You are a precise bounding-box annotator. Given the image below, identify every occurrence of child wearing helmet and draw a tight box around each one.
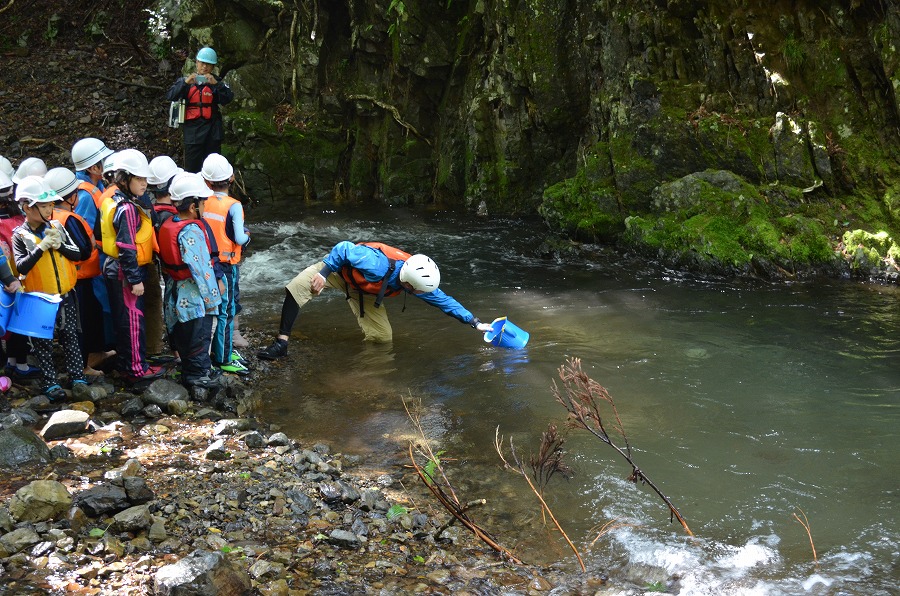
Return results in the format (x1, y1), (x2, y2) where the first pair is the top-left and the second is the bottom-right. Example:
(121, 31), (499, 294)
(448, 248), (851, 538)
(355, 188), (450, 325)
(45, 167), (114, 378)
(0, 168), (41, 379)
(159, 174), (223, 389)
(11, 176), (89, 402)
(257, 241), (493, 359)
(200, 153), (250, 376)
(99, 149), (164, 383)
(165, 46), (234, 173)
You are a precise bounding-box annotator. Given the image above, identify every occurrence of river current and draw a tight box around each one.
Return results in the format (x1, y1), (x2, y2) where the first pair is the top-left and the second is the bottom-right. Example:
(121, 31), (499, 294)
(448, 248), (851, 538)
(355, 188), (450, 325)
(238, 204), (898, 595)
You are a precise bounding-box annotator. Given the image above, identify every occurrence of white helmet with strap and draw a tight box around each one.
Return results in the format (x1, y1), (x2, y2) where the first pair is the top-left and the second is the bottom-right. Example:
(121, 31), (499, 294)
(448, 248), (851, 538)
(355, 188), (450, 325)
(71, 138), (114, 171)
(399, 254), (441, 292)
(15, 175), (56, 207)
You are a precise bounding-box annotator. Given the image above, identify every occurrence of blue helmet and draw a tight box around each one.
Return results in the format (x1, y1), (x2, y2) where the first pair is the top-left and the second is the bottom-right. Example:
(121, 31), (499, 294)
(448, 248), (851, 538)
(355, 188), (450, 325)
(196, 47), (218, 65)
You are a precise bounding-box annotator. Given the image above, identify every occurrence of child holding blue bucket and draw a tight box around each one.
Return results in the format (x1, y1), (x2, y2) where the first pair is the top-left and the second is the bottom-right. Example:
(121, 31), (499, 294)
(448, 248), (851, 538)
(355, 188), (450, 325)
(11, 176), (88, 402)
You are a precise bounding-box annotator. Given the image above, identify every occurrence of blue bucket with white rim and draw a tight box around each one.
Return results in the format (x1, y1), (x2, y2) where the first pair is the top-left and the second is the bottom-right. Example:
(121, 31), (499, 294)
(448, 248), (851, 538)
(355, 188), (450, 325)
(7, 291), (62, 339)
(483, 317), (530, 349)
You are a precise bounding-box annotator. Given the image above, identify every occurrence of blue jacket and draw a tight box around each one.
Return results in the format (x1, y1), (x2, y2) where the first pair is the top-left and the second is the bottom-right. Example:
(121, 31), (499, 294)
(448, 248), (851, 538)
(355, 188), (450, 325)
(318, 241), (475, 324)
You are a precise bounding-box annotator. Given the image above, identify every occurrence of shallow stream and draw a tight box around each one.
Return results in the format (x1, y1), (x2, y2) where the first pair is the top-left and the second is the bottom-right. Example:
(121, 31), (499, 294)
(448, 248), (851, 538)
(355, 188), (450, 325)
(240, 204), (898, 595)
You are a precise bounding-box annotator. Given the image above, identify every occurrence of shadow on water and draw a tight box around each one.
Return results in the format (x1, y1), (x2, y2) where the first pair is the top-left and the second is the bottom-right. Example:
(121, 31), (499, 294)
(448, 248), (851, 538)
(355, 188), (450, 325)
(241, 203), (900, 594)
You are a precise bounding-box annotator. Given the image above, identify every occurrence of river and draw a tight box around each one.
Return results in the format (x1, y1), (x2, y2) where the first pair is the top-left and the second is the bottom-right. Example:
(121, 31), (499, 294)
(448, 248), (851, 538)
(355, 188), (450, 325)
(238, 204), (898, 595)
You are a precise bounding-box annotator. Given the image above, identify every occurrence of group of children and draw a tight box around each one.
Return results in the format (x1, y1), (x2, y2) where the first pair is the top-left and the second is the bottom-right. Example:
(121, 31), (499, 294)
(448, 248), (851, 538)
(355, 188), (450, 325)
(0, 140), (251, 400)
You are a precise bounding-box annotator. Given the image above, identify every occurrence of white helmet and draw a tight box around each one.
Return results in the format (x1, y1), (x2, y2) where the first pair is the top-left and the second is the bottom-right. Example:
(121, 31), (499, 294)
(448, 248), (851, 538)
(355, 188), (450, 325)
(169, 173), (214, 203)
(114, 149), (152, 178)
(44, 167), (79, 199)
(102, 152), (120, 175)
(399, 254), (441, 293)
(148, 155), (184, 188)
(200, 153), (233, 182)
(72, 137), (114, 171)
(0, 170), (12, 191)
(0, 156), (14, 178)
(12, 157), (48, 184)
(15, 175), (56, 206)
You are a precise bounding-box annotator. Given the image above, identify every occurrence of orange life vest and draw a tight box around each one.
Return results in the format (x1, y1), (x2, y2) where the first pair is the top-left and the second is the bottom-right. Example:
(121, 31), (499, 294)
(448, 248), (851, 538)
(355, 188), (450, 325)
(201, 194), (242, 265)
(78, 181), (103, 211)
(340, 242), (411, 313)
(185, 84), (214, 120)
(14, 223), (77, 295)
(157, 218), (212, 281)
(53, 209), (100, 279)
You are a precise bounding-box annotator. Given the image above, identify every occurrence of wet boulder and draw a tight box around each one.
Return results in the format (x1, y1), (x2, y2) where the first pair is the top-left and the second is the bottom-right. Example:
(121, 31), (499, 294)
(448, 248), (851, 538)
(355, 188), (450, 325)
(0, 426), (52, 468)
(39, 409), (90, 440)
(73, 485), (130, 517)
(153, 549), (251, 595)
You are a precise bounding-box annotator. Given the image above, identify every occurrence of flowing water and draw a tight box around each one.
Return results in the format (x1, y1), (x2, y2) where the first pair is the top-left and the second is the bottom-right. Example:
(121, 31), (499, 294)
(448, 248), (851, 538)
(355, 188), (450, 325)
(239, 204), (899, 595)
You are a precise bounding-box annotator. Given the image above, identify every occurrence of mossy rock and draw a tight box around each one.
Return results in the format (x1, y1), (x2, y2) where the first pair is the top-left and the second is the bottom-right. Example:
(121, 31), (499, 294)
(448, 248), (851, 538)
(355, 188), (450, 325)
(623, 171), (840, 276)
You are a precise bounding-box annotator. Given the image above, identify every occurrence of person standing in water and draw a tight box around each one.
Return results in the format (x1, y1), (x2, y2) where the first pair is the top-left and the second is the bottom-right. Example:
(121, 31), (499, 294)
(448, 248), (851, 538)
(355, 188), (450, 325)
(257, 241), (493, 360)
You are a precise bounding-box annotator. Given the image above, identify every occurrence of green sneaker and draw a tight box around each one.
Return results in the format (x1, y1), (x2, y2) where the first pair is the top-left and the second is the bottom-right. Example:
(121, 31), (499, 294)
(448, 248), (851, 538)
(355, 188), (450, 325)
(217, 360), (250, 376)
(230, 350), (248, 366)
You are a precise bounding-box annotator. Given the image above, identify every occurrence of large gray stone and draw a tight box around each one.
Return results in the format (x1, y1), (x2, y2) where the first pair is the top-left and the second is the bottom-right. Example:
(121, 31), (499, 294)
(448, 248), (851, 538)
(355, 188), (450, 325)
(153, 549), (251, 595)
(142, 379), (189, 407)
(8, 480), (72, 522)
(114, 504), (152, 532)
(0, 426), (52, 468)
(39, 409), (90, 440)
(0, 527), (40, 554)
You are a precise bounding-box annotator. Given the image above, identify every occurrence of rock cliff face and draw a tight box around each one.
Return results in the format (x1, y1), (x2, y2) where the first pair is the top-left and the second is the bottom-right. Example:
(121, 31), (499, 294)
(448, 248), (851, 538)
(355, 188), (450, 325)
(163, 0), (900, 277)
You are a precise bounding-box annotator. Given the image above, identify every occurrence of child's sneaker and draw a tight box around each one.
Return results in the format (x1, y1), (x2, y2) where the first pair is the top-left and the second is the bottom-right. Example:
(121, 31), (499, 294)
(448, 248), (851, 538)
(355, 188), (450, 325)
(215, 359), (250, 376)
(124, 365), (165, 384)
(230, 350), (248, 366)
(10, 364), (42, 379)
(257, 339), (288, 360)
(42, 384), (67, 402)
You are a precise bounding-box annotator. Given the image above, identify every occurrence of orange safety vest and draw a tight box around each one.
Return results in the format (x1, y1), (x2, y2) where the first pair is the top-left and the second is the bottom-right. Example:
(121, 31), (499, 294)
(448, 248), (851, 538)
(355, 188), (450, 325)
(157, 218), (213, 281)
(78, 181), (103, 211)
(14, 223), (77, 295)
(340, 242), (411, 315)
(53, 209), (100, 279)
(185, 84), (214, 120)
(201, 194), (242, 265)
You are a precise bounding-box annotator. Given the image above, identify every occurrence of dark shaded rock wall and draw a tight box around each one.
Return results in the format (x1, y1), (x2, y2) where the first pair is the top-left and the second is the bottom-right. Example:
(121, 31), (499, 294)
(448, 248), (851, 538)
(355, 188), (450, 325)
(163, 0), (900, 222)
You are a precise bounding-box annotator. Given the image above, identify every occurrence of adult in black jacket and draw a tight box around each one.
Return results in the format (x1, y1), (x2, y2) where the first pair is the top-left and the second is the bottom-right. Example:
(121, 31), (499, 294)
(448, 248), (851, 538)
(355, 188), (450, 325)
(165, 47), (234, 173)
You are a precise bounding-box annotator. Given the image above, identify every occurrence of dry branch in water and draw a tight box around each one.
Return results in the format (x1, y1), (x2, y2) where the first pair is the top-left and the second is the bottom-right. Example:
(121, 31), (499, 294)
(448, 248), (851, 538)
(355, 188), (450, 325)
(553, 357), (694, 536)
(495, 426), (585, 572)
(402, 395), (522, 564)
(792, 508), (817, 564)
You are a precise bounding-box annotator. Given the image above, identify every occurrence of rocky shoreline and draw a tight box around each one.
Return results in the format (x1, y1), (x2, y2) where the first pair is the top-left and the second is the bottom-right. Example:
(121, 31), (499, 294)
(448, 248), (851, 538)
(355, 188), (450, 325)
(1, 328), (591, 595)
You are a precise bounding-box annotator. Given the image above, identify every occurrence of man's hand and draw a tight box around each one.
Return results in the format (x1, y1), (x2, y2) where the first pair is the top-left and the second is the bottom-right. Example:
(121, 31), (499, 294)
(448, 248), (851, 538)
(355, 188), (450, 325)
(310, 273), (326, 295)
(185, 73), (197, 84)
(4, 279), (21, 293)
(204, 73), (218, 85)
(475, 322), (493, 333)
(131, 282), (145, 297)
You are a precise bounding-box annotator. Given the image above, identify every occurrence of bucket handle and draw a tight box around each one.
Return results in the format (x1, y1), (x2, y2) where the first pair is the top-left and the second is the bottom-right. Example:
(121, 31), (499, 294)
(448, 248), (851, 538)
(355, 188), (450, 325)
(0, 291), (16, 309)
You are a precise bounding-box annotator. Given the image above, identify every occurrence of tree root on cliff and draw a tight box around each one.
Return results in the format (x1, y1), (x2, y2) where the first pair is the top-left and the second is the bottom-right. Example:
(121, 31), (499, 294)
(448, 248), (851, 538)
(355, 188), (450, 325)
(346, 94), (432, 146)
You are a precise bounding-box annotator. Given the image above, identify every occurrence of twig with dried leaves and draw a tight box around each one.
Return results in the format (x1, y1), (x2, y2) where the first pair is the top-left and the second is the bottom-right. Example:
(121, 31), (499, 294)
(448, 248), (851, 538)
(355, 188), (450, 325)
(495, 425), (585, 572)
(553, 357), (694, 536)
(402, 395), (522, 564)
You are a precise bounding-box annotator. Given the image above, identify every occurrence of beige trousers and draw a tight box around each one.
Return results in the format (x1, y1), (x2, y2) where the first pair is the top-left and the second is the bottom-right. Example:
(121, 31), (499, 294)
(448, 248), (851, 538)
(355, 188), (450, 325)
(285, 261), (393, 343)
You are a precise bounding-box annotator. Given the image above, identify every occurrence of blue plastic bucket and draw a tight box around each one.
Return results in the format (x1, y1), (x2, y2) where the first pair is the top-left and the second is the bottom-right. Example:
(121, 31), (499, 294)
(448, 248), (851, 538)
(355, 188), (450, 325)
(7, 292), (61, 339)
(0, 290), (15, 336)
(484, 317), (530, 349)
